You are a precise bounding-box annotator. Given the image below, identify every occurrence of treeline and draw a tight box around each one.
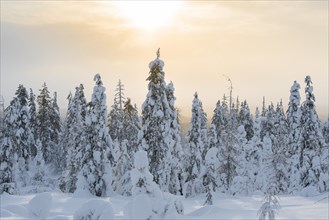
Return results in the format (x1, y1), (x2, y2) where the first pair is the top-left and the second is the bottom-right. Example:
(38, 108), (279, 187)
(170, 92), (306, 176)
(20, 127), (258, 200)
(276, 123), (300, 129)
(0, 51), (328, 203)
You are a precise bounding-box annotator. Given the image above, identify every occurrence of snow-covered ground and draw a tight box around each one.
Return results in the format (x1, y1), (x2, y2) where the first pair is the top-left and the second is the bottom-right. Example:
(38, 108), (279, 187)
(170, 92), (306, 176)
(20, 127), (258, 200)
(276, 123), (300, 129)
(1, 191), (328, 219)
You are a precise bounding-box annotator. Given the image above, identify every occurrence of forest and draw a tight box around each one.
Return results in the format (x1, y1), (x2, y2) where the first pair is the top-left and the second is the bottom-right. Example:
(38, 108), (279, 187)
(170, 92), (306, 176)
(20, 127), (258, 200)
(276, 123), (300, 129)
(0, 52), (328, 219)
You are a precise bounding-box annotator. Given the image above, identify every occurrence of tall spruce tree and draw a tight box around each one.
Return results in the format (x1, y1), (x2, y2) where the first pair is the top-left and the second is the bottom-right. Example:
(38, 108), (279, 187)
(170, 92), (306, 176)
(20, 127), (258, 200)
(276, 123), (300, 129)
(184, 92), (207, 197)
(122, 98), (140, 159)
(286, 81), (302, 191)
(0, 99), (19, 194)
(80, 74), (113, 197)
(49, 92), (62, 172)
(166, 81), (184, 195)
(139, 49), (173, 192)
(299, 76), (327, 191)
(238, 100), (254, 141)
(37, 83), (53, 164)
(28, 89), (38, 157)
(60, 84), (87, 193)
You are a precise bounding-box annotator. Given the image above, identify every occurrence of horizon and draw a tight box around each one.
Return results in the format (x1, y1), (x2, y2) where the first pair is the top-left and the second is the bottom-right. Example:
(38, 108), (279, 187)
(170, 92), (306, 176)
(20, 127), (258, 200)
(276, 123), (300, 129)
(1, 1), (328, 121)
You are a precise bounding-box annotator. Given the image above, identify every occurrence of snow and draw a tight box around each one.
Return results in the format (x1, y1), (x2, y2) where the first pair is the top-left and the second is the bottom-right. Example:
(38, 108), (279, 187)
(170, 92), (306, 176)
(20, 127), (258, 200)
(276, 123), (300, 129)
(73, 199), (114, 220)
(0, 191), (328, 220)
(28, 192), (52, 218)
(133, 150), (149, 170)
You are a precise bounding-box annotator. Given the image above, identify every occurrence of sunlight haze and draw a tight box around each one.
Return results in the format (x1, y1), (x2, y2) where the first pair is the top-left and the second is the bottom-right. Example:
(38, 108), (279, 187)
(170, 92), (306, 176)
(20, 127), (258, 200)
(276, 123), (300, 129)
(1, 1), (328, 121)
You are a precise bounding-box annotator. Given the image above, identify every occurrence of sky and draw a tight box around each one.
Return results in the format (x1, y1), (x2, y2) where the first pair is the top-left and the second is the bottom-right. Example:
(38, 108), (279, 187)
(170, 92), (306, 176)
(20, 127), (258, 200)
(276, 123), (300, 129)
(1, 1), (328, 121)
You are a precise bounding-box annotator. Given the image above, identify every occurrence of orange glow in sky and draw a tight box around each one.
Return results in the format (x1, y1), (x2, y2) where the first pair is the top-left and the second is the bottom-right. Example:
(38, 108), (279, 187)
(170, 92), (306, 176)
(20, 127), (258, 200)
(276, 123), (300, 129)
(0, 1), (328, 121)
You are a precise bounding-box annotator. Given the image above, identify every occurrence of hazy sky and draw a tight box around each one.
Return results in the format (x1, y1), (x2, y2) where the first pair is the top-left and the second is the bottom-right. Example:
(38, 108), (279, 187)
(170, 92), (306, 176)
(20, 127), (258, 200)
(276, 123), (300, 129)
(1, 1), (328, 120)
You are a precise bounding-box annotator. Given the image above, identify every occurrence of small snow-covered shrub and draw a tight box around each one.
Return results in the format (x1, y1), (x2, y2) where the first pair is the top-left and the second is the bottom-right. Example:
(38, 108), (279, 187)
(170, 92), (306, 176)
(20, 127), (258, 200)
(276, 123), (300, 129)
(73, 199), (114, 220)
(28, 192), (52, 219)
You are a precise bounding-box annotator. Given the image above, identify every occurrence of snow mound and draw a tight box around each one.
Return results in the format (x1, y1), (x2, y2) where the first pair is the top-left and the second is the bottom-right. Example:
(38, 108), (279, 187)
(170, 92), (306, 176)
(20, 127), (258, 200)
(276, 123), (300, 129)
(131, 194), (152, 219)
(73, 199), (114, 220)
(0, 209), (14, 218)
(28, 192), (52, 219)
(3, 204), (29, 217)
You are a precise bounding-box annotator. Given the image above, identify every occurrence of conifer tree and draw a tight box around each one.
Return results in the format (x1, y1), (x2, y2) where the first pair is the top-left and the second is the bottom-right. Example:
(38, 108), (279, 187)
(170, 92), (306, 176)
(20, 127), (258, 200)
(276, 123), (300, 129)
(286, 81), (302, 191)
(108, 80), (125, 143)
(122, 98), (140, 159)
(14, 85), (35, 172)
(218, 101), (239, 192)
(81, 74), (113, 197)
(211, 98), (229, 146)
(166, 81), (183, 195)
(0, 99), (19, 194)
(49, 92), (62, 172)
(238, 100), (254, 141)
(60, 85), (87, 193)
(184, 92), (207, 197)
(299, 76), (327, 191)
(37, 83), (53, 164)
(139, 49), (173, 192)
(203, 147), (219, 205)
(28, 89), (38, 157)
(3, 85), (35, 188)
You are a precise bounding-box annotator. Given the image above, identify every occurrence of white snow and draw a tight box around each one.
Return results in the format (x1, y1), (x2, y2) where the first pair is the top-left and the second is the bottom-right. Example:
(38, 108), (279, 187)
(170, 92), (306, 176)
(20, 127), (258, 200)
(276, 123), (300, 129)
(0, 191), (328, 220)
(28, 192), (53, 219)
(73, 199), (114, 220)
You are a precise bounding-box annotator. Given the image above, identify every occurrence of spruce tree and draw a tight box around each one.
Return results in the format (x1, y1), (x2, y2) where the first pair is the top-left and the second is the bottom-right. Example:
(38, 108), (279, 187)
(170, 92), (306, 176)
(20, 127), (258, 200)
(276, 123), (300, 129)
(81, 74), (113, 197)
(122, 98), (140, 159)
(166, 81), (183, 195)
(49, 92), (62, 172)
(37, 83), (53, 164)
(61, 85), (87, 193)
(299, 76), (327, 191)
(139, 49), (173, 192)
(218, 101), (239, 192)
(29, 89), (38, 157)
(0, 99), (19, 194)
(286, 81), (302, 192)
(184, 92), (207, 197)
(238, 100), (254, 141)
(203, 147), (219, 205)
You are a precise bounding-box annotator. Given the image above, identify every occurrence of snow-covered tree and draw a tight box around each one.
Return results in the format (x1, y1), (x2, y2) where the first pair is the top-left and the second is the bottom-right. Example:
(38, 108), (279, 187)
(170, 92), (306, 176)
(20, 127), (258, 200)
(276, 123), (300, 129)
(211, 99), (229, 147)
(0, 100), (19, 194)
(28, 89), (38, 157)
(139, 49), (173, 192)
(32, 140), (46, 185)
(112, 140), (133, 196)
(271, 101), (289, 193)
(108, 80), (125, 143)
(286, 81), (302, 192)
(184, 92), (207, 197)
(37, 83), (53, 164)
(1, 85), (35, 189)
(203, 147), (219, 205)
(258, 134), (280, 220)
(166, 81), (183, 195)
(80, 74), (113, 197)
(231, 126), (254, 195)
(122, 98), (140, 159)
(299, 76), (327, 191)
(322, 118), (329, 144)
(287, 81), (301, 155)
(218, 102), (239, 192)
(129, 150), (166, 219)
(238, 100), (254, 141)
(49, 92), (62, 172)
(60, 85), (87, 193)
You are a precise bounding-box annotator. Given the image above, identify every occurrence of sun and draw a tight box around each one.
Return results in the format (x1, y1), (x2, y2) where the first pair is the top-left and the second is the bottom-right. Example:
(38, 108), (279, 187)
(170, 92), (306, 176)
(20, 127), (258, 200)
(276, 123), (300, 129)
(114, 1), (183, 30)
